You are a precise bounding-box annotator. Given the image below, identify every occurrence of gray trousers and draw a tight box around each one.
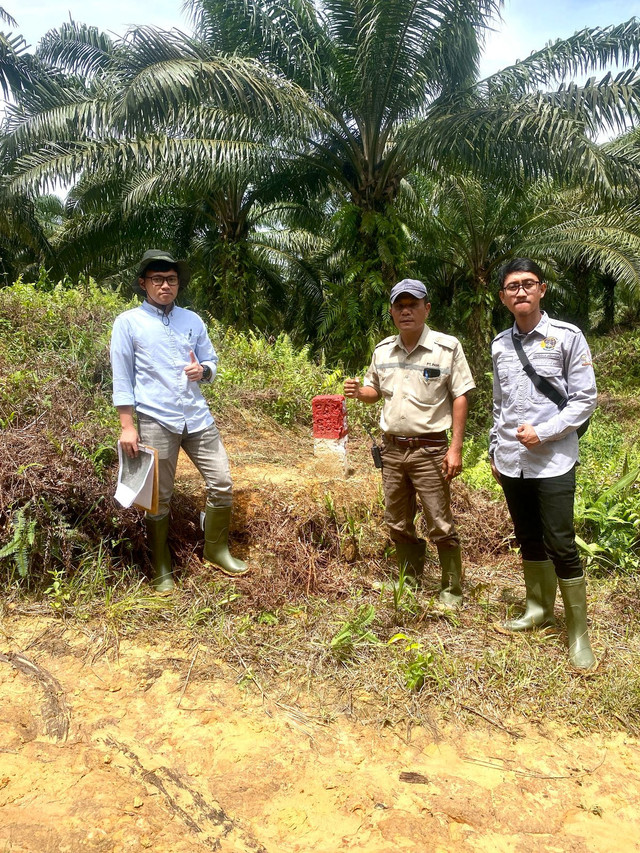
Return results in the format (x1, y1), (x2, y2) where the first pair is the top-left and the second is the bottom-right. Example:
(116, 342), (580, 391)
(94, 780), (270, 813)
(138, 415), (233, 520)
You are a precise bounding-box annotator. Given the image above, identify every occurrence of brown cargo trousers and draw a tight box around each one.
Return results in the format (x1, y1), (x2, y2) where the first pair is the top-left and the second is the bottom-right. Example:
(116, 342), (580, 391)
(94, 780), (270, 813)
(380, 437), (459, 548)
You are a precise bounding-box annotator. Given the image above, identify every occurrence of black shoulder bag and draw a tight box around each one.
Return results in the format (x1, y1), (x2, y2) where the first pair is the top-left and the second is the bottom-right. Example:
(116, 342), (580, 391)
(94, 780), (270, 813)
(511, 331), (590, 438)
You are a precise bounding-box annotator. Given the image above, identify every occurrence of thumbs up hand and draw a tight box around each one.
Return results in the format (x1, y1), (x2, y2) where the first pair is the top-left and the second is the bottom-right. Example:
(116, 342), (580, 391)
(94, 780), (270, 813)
(184, 349), (203, 382)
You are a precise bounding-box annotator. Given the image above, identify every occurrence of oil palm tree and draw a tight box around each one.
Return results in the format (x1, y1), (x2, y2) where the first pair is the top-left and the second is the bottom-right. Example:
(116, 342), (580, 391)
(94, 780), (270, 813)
(0, 6), (31, 99)
(5, 4), (640, 366)
(406, 172), (640, 346)
(1, 21), (324, 309)
(188, 1), (640, 363)
(2, 20), (320, 194)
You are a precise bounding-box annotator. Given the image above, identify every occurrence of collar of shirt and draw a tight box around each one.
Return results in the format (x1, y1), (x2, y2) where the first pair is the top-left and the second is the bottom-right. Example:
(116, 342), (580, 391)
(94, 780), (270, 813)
(512, 310), (549, 341)
(141, 299), (174, 320)
(391, 324), (431, 354)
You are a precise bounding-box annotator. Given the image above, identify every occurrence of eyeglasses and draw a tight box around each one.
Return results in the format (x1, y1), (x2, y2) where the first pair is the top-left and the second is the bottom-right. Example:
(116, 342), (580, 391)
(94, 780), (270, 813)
(502, 279), (541, 295)
(145, 274), (179, 287)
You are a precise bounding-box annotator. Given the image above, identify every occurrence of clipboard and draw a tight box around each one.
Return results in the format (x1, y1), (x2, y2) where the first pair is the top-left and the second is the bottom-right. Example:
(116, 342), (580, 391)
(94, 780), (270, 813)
(114, 443), (159, 514)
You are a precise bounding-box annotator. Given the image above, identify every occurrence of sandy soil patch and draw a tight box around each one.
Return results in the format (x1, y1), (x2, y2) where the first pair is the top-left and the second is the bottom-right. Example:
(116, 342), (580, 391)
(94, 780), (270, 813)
(1, 615), (639, 853)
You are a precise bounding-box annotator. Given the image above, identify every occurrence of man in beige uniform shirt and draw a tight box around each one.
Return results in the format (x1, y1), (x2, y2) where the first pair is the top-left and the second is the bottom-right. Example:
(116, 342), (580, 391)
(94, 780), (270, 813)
(344, 279), (475, 606)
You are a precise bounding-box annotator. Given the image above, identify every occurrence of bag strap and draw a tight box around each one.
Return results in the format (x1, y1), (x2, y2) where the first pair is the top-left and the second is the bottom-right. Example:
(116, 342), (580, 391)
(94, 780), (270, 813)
(511, 330), (567, 410)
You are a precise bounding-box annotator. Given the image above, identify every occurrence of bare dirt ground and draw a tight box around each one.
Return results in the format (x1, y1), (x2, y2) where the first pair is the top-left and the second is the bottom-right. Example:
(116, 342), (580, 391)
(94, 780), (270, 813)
(2, 616), (640, 853)
(2, 433), (640, 852)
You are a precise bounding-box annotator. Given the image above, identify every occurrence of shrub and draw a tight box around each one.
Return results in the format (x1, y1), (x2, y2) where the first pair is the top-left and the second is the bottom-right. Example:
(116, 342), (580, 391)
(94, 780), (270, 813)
(206, 322), (343, 426)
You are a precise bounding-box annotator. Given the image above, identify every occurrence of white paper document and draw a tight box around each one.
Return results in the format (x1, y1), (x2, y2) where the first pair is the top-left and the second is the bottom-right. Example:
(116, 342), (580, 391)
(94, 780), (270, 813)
(114, 443), (157, 511)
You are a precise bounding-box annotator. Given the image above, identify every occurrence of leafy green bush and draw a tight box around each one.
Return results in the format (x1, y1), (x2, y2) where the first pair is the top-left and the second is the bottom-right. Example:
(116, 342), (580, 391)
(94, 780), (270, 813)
(207, 322), (343, 426)
(460, 437), (502, 497)
(0, 278), (127, 363)
(575, 412), (640, 573)
(590, 329), (640, 392)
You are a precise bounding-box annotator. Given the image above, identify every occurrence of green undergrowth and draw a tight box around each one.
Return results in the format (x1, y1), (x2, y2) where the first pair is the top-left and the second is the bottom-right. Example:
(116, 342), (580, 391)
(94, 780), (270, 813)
(591, 329), (640, 393)
(1, 277), (640, 734)
(205, 321), (343, 427)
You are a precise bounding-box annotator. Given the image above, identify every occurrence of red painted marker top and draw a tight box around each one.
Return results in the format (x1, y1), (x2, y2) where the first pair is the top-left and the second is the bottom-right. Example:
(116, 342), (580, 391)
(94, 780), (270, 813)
(312, 395), (348, 439)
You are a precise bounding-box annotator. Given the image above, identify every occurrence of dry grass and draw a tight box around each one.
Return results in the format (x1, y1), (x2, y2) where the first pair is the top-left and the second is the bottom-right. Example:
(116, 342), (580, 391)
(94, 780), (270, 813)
(4, 445), (638, 738)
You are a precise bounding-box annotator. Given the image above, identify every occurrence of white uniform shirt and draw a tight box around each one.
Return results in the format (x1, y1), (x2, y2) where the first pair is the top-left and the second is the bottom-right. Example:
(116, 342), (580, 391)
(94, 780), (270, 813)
(363, 325), (475, 435)
(490, 312), (597, 478)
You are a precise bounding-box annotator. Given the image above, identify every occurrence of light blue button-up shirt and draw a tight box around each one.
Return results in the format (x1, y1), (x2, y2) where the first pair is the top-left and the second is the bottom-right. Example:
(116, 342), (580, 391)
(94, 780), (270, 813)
(111, 300), (218, 434)
(489, 312), (597, 478)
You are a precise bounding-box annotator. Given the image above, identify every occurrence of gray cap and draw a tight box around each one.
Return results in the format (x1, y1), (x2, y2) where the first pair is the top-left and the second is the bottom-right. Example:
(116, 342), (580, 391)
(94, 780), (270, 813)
(390, 278), (428, 304)
(136, 249), (191, 286)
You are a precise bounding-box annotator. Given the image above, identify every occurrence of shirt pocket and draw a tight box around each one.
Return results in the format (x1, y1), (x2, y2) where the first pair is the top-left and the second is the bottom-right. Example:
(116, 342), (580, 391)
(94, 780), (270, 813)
(411, 371), (447, 407)
(378, 368), (396, 399)
(529, 353), (564, 402)
(496, 354), (519, 404)
(153, 330), (192, 366)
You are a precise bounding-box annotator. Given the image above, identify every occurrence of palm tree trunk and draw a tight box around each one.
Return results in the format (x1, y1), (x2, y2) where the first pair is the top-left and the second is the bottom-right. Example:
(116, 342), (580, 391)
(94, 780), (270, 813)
(567, 261), (591, 331)
(601, 273), (616, 331)
(466, 274), (494, 359)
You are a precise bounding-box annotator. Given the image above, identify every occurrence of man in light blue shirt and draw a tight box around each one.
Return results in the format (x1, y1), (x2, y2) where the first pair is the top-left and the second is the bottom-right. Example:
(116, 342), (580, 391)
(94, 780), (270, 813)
(111, 249), (248, 591)
(490, 258), (597, 670)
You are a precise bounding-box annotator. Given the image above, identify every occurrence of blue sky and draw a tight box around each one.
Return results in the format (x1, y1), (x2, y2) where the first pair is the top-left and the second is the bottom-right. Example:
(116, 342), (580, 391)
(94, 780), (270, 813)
(480, 0), (640, 76)
(11, 0), (640, 75)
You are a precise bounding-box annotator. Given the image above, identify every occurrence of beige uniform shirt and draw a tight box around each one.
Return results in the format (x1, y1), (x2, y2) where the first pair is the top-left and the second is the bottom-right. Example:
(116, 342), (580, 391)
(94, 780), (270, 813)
(363, 325), (475, 435)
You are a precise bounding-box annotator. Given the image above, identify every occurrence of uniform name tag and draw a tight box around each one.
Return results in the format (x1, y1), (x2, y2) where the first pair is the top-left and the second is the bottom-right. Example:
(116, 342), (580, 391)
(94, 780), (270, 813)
(423, 367), (441, 379)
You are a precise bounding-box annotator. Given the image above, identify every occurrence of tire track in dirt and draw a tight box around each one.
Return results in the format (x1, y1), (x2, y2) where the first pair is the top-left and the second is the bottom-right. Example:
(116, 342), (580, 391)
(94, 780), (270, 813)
(100, 735), (266, 851)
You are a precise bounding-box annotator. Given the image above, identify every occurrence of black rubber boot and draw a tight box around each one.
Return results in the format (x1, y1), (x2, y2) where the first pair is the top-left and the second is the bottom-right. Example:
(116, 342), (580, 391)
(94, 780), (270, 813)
(437, 544), (463, 609)
(203, 504), (249, 576)
(504, 559), (557, 631)
(145, 514), (175, 593)
(558, 574), (597, 670)
(395, 540), (426, 587)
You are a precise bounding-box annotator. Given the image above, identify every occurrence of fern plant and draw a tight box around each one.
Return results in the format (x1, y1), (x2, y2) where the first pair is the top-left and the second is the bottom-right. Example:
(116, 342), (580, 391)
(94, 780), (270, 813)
(0, 503), (36, 578)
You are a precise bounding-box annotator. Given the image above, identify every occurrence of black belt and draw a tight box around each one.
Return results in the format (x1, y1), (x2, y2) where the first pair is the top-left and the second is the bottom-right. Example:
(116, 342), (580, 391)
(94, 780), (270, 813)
(385, 432), (447, 448)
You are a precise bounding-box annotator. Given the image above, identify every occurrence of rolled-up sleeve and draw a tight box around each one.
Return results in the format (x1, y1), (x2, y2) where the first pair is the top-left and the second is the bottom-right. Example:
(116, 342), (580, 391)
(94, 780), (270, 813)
(363, 355), (380, 392)
(110, 316), (136, 407)
(194, 320), (219, 383)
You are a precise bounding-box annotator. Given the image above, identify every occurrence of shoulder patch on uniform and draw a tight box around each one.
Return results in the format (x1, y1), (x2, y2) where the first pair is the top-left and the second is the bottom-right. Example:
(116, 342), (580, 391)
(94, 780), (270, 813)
(374, 335), (396, 350)
(547, 318), (581, 335)
(431, 332), (457, 350)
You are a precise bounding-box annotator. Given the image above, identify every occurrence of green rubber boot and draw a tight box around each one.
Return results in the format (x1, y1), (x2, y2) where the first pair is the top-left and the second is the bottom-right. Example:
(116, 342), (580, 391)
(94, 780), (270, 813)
(504, 559), (557, 631)
(558, 574), (597, 670)
(203, 504), (249, 576)
(145, 514), (175, 593)
(437, 544), (463, 609)
(395, 540), (426, 587)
